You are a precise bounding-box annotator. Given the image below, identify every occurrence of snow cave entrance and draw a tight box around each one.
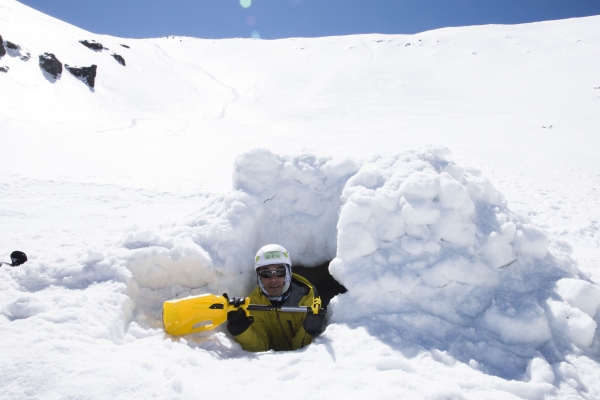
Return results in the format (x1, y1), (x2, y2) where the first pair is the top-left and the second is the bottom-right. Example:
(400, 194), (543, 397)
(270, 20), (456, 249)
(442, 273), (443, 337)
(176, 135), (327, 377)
(293, 262), (347, 307)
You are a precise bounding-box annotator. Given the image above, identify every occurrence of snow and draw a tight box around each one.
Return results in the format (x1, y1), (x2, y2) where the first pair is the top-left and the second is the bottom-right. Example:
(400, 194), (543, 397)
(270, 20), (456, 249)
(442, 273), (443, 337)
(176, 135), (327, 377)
(555, 278), (600, 319)
(2, 0), (600, 398)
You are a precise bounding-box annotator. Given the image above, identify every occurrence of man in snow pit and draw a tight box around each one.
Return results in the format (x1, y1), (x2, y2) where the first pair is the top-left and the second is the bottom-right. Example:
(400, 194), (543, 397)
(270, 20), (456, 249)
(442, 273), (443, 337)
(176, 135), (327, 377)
(226, 244), (326, 352)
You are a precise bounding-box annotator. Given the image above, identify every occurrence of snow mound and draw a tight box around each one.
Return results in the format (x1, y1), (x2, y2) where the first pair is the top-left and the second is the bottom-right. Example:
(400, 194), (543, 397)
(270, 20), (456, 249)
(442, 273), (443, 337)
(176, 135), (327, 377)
(121, 147), (597, 379)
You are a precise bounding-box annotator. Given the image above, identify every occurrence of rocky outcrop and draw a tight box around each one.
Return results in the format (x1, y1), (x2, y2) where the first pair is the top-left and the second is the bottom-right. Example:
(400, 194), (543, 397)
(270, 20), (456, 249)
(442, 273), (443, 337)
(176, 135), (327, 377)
(38, 53), (62, 79)
(111, 53), (125, 66)
(1, 38), (30, 61)
(0, 66), (8, 73)
(0, 35), (5, 57)
(120, 44), (130, 49)
(66, 64), (97, 88)
(79, 40), (104, 51)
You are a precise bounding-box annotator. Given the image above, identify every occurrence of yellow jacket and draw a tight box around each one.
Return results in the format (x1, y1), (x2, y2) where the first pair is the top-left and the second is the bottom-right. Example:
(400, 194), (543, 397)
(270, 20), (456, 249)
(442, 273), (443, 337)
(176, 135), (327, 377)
(234, 273), (316, 352)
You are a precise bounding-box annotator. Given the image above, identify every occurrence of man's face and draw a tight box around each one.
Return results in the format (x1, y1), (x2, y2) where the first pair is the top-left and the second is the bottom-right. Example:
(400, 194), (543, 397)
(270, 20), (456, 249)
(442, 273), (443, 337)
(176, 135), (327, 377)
(258, 264), (286, 297)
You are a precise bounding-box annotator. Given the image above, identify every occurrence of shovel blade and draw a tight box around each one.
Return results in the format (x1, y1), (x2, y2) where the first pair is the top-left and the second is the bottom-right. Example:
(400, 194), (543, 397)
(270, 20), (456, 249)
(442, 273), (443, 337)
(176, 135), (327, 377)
(162, 294), (228, 336)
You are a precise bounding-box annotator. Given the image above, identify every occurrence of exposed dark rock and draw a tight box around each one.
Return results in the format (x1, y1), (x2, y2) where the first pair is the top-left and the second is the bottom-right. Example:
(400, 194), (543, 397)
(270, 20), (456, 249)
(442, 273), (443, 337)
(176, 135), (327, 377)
(66, 64), (97, 88)
(0, 35), (5, 57)
(0, 66), (9, 73)
(111, 53), (126, 66)
(120, 44), (130, 49)
(38, 53), (62, 79)
(79, 40), (104, 51)
(1, 38), (29, 61)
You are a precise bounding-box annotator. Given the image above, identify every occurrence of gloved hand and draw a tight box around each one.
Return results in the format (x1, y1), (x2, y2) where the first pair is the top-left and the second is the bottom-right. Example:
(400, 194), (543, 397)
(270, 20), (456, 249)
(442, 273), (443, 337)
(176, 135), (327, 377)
(303, 310), (326, 336)
(226, 308), (253, 336)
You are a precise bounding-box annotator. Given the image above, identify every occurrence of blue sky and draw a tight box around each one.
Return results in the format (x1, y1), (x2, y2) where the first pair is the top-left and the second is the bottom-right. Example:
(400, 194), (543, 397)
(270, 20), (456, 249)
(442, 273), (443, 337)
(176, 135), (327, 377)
(18, 0), (600, 39)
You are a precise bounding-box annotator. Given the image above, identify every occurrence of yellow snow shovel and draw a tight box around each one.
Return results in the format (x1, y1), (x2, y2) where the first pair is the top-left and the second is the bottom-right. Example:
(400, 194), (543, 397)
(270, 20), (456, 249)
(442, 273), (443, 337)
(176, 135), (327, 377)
(162, 293), (322, 336)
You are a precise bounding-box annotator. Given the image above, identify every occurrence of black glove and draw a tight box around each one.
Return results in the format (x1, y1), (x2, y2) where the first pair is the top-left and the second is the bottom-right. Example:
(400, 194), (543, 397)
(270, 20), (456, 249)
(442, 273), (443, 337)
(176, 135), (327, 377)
(226, 308), (253, 336)
(303, 310), (326, 336)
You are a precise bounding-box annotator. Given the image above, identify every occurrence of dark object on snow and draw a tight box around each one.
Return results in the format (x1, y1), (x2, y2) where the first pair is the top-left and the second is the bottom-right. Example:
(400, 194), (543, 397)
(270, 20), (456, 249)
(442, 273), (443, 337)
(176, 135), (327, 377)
(11, 251), (27, 266)
(120, 44), (130, 49)
(0, 66), (8, 73)
(0, 251), (27, 267)
(111, 53), (126, 66)
(66, 64), (97, 88)
(38, 53), (62, 79)
(6, 41), (19, 50)
(0, 38), (30, 61)
(79, 40), (104, 51)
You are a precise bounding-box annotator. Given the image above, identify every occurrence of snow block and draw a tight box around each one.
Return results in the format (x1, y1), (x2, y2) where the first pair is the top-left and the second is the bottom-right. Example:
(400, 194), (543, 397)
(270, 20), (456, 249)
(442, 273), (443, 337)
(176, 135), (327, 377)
(546, 299), (597, 348)
(512, 224), (549, 258)
(526, 357), (555, 384)
(122, 229), (175, 250)
(439, 172), (475, 216)
(126, 240), (215, 290)
(38, 53), (62, 79)
(483, 302), (552, 344)
(431, 210), (476, 246)
(480, 232), (515, 268)
(65, 64), (97, 88)
(338, 223), (378, 259)
(399, 170), (440, 198)
(555, 278), (600, 318)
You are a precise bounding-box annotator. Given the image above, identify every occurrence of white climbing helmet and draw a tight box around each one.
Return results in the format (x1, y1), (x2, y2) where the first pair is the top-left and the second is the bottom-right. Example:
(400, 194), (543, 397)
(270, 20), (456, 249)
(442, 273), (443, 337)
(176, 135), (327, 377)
(254, 244), (292, 270)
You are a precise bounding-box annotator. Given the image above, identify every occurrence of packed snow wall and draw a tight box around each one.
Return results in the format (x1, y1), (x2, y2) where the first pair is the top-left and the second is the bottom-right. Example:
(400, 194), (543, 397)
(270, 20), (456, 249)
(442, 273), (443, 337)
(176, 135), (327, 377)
(123, 149), (359, 310)
(122, 147), (600, 380)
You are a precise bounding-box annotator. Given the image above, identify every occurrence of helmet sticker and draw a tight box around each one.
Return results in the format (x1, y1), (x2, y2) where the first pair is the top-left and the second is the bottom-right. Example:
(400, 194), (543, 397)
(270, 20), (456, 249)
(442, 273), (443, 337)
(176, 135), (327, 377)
(264, 251), (281, 260)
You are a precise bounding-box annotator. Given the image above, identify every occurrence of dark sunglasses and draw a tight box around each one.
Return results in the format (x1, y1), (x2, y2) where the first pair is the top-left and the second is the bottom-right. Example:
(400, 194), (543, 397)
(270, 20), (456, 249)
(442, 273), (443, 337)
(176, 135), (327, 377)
(258, 267), (286, 279)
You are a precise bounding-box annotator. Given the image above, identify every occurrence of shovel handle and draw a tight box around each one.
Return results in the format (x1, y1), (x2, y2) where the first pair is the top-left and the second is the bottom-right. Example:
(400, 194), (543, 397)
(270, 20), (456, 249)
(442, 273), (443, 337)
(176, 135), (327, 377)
(224, 294), (321, 315)
(247, 305), (312, 313)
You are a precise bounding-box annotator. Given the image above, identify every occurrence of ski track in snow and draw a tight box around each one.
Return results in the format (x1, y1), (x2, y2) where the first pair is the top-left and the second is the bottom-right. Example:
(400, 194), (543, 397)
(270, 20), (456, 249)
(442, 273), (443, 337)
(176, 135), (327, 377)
(95, 40), (241, 133)
(151, 40), (240, 120)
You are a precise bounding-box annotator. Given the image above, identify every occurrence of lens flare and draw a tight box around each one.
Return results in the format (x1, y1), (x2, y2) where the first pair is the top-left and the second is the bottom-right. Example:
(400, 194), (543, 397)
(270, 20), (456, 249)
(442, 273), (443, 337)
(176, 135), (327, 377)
(240, 0), (251, 8)
(246, 15), (256, 27)
(251, 30), (260, 39)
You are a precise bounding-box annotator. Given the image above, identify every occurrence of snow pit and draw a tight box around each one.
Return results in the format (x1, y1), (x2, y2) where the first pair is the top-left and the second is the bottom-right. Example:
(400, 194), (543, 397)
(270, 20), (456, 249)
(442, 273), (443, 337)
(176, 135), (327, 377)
(115, 147), (596, 380)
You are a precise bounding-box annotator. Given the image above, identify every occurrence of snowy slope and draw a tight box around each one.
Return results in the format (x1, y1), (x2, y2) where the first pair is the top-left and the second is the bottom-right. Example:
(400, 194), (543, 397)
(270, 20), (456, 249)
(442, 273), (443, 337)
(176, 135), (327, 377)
(2, 0), (600, 398)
